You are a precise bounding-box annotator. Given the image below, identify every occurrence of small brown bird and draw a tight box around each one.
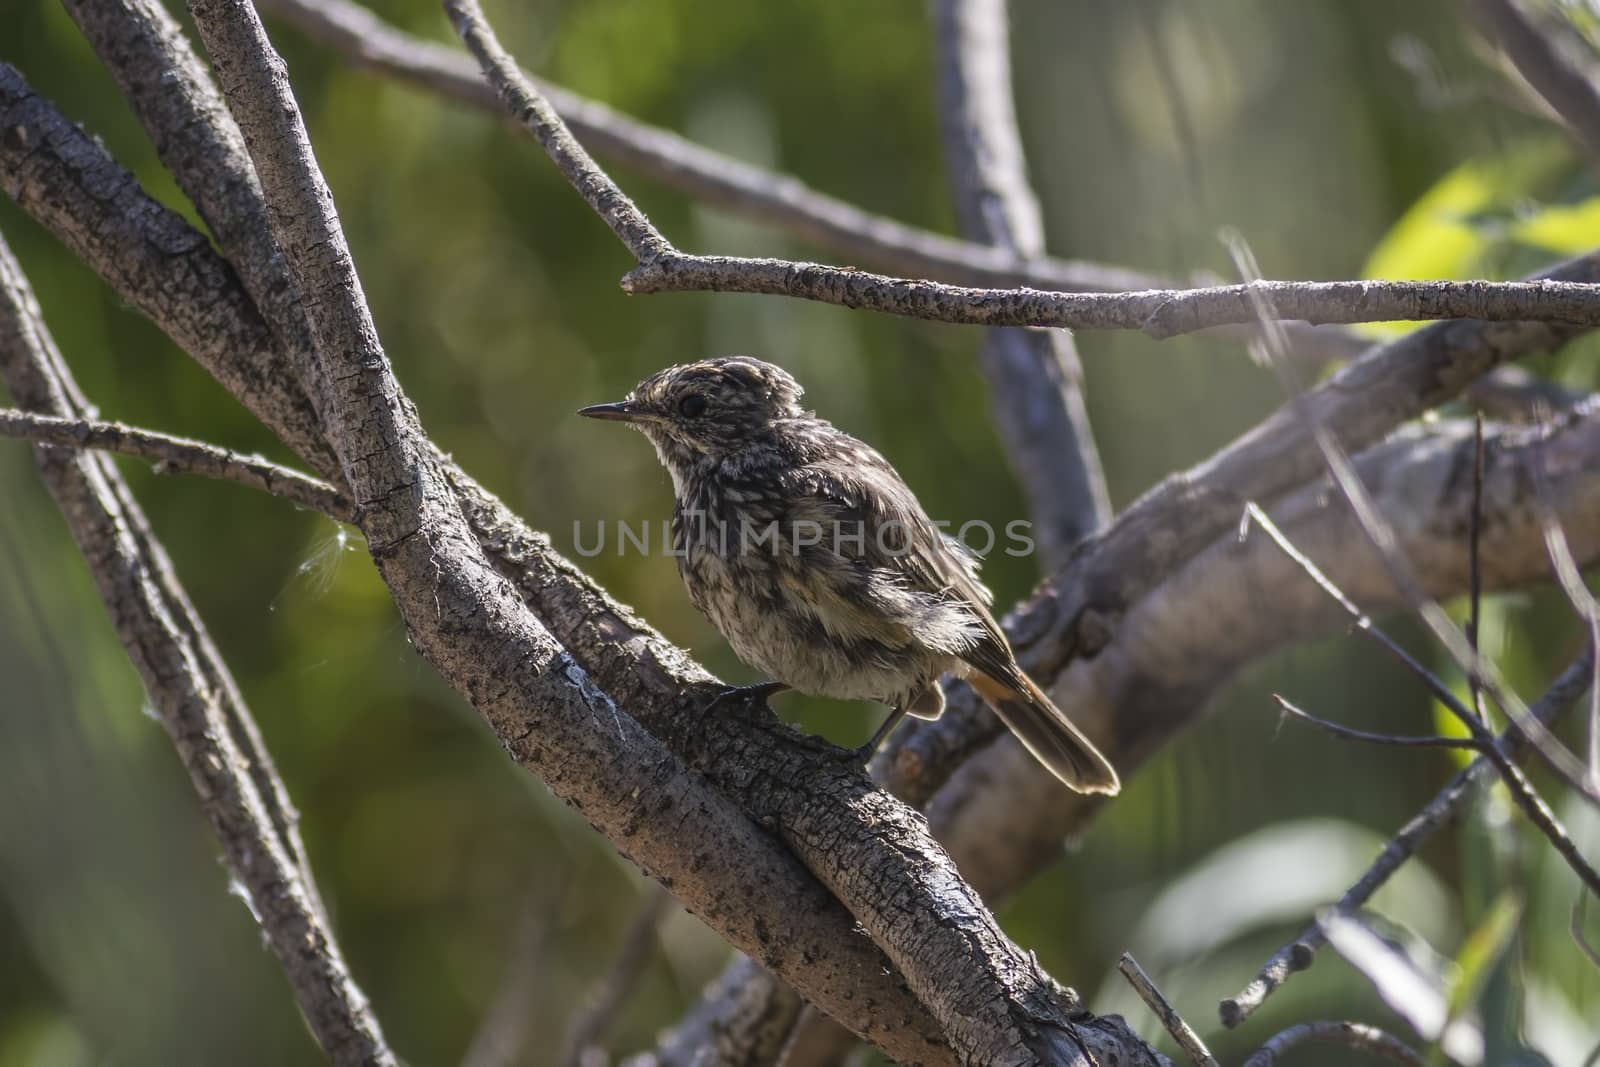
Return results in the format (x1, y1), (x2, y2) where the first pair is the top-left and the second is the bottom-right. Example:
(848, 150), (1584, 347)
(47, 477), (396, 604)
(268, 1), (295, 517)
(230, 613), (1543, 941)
(579, 357), (1119, 794)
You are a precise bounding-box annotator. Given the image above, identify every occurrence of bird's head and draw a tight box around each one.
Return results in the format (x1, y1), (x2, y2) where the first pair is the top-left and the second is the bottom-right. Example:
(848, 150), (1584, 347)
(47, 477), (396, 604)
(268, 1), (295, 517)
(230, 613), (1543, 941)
(578, 357), (806, 465)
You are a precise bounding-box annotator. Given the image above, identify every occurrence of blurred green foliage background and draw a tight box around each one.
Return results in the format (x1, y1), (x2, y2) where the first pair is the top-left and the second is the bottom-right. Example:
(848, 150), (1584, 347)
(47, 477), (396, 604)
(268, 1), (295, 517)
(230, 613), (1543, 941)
(2, 0), (1599, 1064)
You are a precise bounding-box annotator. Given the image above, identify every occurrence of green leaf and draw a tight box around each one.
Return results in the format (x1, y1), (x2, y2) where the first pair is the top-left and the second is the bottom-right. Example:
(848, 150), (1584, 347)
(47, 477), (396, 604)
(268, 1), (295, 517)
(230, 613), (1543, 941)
(1359, 141), (1600, 339)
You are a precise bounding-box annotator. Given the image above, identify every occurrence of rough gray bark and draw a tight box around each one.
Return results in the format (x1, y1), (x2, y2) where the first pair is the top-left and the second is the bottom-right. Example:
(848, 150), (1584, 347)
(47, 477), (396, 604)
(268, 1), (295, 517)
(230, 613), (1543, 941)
(618, 956), (804, 1067)
(439, 4), (1145, 1062)
(61, 0), (335, 428)
(0, 236), (395, 1067)
(0, 69), (968, 1059)
(931, 0), (1110, 565)
(0, 66), (332, 477)
(622, 255), (1600, 334)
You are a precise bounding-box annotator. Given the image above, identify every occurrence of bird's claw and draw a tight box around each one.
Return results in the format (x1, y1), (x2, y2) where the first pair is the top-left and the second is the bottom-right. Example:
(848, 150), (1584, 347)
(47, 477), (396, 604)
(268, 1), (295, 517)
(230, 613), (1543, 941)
(704, 680), (788, 716)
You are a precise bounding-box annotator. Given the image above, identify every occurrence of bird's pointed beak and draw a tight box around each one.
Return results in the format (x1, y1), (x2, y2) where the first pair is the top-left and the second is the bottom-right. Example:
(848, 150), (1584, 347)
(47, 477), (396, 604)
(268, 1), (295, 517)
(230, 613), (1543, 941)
(577, 400), (648, 423)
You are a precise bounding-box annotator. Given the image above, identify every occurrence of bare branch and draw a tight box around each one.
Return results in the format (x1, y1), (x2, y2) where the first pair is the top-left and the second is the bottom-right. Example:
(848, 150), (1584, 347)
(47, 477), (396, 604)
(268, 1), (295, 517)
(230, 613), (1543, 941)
(1471, 0), (1600, 164)
(0, 64), (334, 478)
(183, 3), (1156, 1061)
(252, 0), (1592, 371)
(179, 3), (968, 1058)
(1117, 954), (1218, 1067)
(623, 256), (1600, 334)
(1242, 1020), (1425, 1067)
(1270, 694), (1485, 751)
(433, 0), (1600, 338)
(930, 0), (1109, 562)
(0, 407), (352, 520)
(1220, 646), (1595, 1027)
(1230, 239), (1600, 806)
(0, 236), (395, 1065)
(440, 0), (670, 263)
(250, 0), (1197, 296)
(61, 0), (335, 425)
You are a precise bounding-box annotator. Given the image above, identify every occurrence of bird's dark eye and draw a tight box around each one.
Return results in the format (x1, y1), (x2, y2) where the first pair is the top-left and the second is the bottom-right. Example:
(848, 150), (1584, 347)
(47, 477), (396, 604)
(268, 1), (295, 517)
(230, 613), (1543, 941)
(678, 393), (708, 418)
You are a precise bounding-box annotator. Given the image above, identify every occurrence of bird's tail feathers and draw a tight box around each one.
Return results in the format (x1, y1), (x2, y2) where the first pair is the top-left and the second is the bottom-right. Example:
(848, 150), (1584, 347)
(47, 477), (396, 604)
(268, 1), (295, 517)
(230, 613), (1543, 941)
(968, 669), (1120, 796)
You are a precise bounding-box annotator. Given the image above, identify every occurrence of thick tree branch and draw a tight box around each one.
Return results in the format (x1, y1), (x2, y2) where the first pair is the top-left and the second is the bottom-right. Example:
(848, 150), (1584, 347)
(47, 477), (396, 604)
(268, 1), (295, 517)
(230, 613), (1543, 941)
(182, 2), (974, 1062)
(0, 64), (334, 479)
(61, 0), (335, 424)
(0, 407), (351, 520)
(439, 5), (1148, 1064)
(0, 68), (960, 1060)
(930, 0), (1109, 564)
(0, 237), (394, 1066)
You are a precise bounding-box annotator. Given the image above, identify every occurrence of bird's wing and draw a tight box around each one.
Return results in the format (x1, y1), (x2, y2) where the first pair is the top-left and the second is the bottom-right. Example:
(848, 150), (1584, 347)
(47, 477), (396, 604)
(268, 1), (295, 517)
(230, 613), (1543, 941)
(774, 445), (1017, 677)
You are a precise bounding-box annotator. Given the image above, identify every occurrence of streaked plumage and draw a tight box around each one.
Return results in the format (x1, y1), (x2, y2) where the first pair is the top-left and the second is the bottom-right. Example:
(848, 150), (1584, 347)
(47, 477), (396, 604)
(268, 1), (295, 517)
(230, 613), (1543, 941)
(579, 357), (1119, 794)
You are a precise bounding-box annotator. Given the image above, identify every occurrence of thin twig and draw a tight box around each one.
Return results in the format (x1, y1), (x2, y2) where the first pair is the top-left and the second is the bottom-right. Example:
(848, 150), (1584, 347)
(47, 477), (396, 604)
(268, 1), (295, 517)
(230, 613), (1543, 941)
(1470, 411), (1487, 718)
(1241, 1020), (1426, 1067)
(1573, 890), (1600, 970)
(1239, 480), (1600, 903)
(1239, 503), (1483, 722)
(1117, 954), (1219, 1067)
(1272, 694), (1485, 751)
(559, 887), (673, 1067)
(1226, 236), (1600, 807)
(1219, 643), (1596, 1027)
(0, 407), (352, 520)
(1471, 0), (1600, 165)
(1529, 418), (1600, 792)
(441, 0), (669, 263)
